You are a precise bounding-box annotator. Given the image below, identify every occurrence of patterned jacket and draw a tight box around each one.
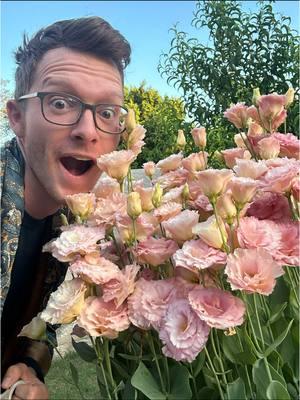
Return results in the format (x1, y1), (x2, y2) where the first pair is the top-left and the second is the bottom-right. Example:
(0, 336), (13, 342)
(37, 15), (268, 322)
(1, 137), (68, 375)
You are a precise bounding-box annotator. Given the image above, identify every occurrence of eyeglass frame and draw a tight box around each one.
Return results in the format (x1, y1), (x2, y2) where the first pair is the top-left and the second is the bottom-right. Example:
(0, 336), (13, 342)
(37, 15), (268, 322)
(17, 91), (128, 135)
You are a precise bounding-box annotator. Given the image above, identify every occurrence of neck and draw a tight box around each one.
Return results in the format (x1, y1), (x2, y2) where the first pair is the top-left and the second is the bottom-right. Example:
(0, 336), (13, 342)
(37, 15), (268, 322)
(24, 166), (61, 219)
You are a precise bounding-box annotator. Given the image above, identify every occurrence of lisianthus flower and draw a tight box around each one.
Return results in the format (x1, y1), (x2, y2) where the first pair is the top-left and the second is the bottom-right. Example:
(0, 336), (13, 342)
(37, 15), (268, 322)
(156, 153), (183, 173)
(88, 192), (127, 231)
(247, 121), (264, 137)
(221, 148), (251, 169)
(273, 133), (300, 159)
(135, 237), (179, 266)
(193, 215), (227, 250)
(159, 299), (210, 362)
(65, 192), (96, 220)
(191, 127), (207, 148)
(227, 177), (258, 206)
(102, 264), (140, 307)
(216, 193), (237, 221)
(133, 182), (154, 212)
(225, 248), (284, 295)
(259, 160), (299, 194)
(195, 169), (233, 200)
(128, 278), (175, 330)
(128, 125), (146, 155)
(161, 185), (185, 204)
(224, 102), (249, 129)
(257, 93), (287, 132)
(247, 192), (291, 222)
(234, 132), (247, 148)
(155, 168), (189, 190)
(233, 159), (268, 180)
(173, 239), (227, 271)
(182, 152), (207, 173)
(41, 278), (87, 324)
(188, 286), (245, 329)
(143, 161), (156, 178)
(69, 255), (120, 285)
(43, 224), (105, 262)
(97, 150), (136, 181)
(258, 136), (281, 160)
(162, 209), (199, 244)
(116, 213), (158, 243)
(77, 297), (130, 339)
(92, 176), (120, 199)
(153, 201), (182, 223)
(276, 222), (300, 266)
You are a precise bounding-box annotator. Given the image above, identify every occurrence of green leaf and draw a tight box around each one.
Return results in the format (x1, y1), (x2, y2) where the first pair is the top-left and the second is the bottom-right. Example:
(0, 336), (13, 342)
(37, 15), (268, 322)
(191, 350), (205, 377)
(252, 358), (287, 399)
(69, 362), (79, 386)
(71, 338), (97, 362)
(266, 380), (291, 400)
(226, 377), (247, 400)
(197, 386), (219, 399)
(131, 361), (166, 400)
(168, 364), (192, 400)
(267, 302), (287, 325)
(264, 320), (294, 357)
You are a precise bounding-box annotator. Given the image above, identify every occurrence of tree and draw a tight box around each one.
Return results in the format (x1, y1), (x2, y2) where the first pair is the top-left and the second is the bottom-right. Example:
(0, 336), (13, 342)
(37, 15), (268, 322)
(124, 82), (187, 166)
(158, 0), (299, 152)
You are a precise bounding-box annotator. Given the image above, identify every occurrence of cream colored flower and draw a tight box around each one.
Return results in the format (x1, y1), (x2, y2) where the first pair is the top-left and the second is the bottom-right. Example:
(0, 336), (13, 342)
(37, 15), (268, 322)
(97, 150), (136, 182)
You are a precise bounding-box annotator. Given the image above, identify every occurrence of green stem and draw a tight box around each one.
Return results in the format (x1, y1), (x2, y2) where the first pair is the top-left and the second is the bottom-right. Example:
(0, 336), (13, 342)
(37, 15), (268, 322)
(104, 338), (118, 400)
(148, 332), (166, 395)
(95, 338), (112, 400)
(211, 202), (230, 254)
(189, 364), (198, 399)
(204, 347), (224, 400)
(286, 267), (300, 308)
(253, 294), (265, 351)
(211, 329), (227, 385)
(242, 293), (263, 353)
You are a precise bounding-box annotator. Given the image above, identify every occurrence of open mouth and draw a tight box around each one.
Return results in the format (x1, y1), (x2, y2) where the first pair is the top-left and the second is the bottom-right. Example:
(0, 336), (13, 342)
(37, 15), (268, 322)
(60, 156), (94, 176)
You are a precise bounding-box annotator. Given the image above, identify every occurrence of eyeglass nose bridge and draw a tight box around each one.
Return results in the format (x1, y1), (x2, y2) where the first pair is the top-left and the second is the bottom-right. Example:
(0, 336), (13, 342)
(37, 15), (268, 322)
(77, 102), (99, 128)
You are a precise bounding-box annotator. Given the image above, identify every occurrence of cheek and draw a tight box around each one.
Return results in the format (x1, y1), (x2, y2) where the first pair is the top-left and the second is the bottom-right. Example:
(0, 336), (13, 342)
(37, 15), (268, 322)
(98, 135), (120, 154)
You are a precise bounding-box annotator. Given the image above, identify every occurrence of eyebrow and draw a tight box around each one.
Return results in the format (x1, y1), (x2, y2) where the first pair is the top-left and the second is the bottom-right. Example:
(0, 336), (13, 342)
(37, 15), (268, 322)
(41, 78), (124, 103)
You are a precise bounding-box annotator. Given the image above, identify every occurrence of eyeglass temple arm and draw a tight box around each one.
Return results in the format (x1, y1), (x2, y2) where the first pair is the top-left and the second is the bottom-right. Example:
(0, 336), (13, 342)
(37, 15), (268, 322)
(18, 92), (39, 100)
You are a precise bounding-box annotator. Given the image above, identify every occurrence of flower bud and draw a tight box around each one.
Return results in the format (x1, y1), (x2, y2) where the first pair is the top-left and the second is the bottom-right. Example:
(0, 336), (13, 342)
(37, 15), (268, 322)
(258, 136), (280, 160)
(177, 129), (186, 149)
(234, 133), (247, 148)
(152, 183), (163, 208)
(127, 191), (142, 219)
(191, 127), (207, 148)
(192, 215), (228, 250)
(216, 193), (237, 223)
(213, 150), (224, 163)
(285, 87), (295, 108)
(182, 183), (190, 202)
(252, 88), (261, 106)
(143, 161), (156, 178)
(65, 193), (96, 220)
(125, 109), (137, 134)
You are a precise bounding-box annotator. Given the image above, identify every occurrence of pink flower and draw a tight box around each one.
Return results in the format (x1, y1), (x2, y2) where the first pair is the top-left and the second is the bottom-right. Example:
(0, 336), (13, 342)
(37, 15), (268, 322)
(227, 177), (258, 205)
(159, 299), (210, 362)
(173, 239), (227, 271)
(237, 216), (282, 253)
(41, 278), (87, 324)
(193, 216), (227, 250)
(89, 192), (127, 231)
(77, 297), (130, 338)
(162, 210), (199, 244)
(93, 176), (120, 199)
(162, 185), (185, 204)
(153, 201), (182, 223)
(258, 136), (280, 160)
(276, 222), (299, 266)
(291, 178), (300, 202)
(136, 237), (179, 266)
(234, 132), (247, 148)
(259, 160), (299, 194)
(247, 192), (291, 222)
(247, 121), (264, 137)
(224, 103), (249, 129)
(195, 169), (233, 199)
(43, 224), (105, 262)
(65, 193), (96, 219)
(257, 93), (287, 131)
(116, 213), (158, 243)
(182, 152), (207, 173)
(133, 182), (154, 212)
(128, 278), (175, 330)
(156, 153), (183, 173)
(70, 255), (120, 285)
(143, 161), (156, 178)
(102, 264), (140, 307)
(225, 248), (284, 295)
(234, 159), (268, 180)
(273, 133), (300, 159)
(221, 148), (251, 169)
(191, 127), (207, 148)
(188, 287), (245, 329)
(97, 150), (136, 181)
(128, 125), (146, 155)
(155, 168), (189, 190)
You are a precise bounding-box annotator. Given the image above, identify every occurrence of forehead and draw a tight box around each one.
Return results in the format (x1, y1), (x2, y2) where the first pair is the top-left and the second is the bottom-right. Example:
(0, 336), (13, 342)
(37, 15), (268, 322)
(31, 47), (123, 101)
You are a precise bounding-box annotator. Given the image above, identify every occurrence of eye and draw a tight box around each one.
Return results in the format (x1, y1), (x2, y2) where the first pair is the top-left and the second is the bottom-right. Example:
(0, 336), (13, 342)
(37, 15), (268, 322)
(99, 108), (116, 120)
(52, 99), (67, 110)
(48, 95), (78, 111)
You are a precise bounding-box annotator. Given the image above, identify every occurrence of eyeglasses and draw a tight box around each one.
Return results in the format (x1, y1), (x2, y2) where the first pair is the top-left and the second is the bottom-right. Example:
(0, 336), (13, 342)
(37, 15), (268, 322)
(17, 92), (128, 135)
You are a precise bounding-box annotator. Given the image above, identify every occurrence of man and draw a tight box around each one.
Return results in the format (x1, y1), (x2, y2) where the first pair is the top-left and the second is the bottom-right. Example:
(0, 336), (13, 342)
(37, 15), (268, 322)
(1, 16), (131, 399)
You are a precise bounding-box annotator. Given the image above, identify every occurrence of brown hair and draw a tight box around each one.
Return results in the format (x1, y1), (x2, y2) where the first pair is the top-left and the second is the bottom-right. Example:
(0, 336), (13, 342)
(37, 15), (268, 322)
(14, 16), (131, 99)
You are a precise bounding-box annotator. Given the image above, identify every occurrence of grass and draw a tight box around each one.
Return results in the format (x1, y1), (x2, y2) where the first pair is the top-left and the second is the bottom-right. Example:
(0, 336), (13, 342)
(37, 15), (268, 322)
(45, 352), (101, 399)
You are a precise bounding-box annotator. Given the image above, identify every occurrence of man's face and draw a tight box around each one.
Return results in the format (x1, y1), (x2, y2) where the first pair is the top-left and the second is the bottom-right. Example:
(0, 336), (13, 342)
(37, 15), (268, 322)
(15, 47), (123, 206)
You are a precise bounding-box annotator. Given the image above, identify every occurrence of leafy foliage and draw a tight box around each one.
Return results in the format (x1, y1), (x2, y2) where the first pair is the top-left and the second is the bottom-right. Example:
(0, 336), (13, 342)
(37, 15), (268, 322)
(158, 0), (299, 141)
(124, 83), (187, 166)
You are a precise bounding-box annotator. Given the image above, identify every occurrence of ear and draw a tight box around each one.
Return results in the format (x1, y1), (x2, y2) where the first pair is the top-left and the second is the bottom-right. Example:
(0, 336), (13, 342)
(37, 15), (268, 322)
(6, 100), (25, 138)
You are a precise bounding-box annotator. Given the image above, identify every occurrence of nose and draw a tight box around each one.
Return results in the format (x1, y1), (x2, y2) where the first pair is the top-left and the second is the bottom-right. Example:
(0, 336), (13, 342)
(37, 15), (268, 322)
(69, 108), (99, 143)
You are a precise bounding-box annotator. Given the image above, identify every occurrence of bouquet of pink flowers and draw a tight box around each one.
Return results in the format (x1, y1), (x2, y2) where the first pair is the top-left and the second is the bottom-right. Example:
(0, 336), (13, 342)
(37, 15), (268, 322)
(21, 89), (299, 400)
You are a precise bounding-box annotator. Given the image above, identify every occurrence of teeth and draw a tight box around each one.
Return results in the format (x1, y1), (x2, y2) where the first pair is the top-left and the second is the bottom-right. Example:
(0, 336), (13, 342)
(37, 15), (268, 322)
(74, 157), (92, 161)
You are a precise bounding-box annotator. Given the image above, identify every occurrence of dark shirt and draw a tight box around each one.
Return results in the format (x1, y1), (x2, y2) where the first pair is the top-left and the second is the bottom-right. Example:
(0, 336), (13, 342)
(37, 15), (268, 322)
(1, 211), (52, 367)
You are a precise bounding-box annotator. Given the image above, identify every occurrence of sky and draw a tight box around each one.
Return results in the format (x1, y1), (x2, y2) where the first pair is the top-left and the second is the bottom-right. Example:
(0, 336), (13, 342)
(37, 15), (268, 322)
(1, 0), (299, 98)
